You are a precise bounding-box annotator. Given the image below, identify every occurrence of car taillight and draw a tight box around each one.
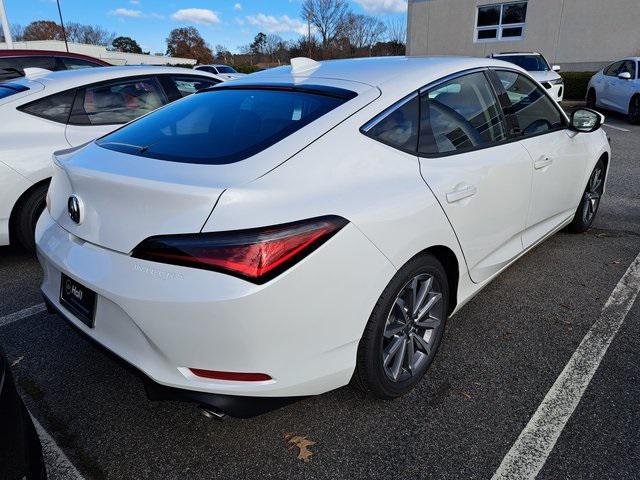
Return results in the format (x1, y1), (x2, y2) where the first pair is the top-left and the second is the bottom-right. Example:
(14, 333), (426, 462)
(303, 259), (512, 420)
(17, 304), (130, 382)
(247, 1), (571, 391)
(131, 215), (348, 284)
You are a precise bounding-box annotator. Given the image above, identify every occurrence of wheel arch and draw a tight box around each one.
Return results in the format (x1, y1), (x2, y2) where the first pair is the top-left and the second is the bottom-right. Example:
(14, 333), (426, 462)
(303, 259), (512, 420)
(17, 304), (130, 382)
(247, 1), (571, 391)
(416, 245), (460, 316)
(8, 177), (51, 244)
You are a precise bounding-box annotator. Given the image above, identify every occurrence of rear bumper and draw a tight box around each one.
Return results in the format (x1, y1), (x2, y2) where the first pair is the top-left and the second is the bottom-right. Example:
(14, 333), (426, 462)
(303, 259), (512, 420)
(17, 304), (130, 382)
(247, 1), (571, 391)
(36, 210), (395, 404)
(41, 293), (303, 418)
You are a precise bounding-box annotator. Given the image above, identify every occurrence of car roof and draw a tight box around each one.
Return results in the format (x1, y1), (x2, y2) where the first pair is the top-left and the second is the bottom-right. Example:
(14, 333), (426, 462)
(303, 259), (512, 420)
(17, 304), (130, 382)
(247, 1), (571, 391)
(0, 49), (110, 65)
(230, 56), (525, 97)
(7, 65), (222, 94)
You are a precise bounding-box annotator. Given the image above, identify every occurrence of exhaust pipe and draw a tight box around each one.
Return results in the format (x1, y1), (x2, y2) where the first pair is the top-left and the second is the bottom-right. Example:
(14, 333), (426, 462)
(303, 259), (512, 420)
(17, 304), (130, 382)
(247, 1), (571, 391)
(200, 406), (226, 420)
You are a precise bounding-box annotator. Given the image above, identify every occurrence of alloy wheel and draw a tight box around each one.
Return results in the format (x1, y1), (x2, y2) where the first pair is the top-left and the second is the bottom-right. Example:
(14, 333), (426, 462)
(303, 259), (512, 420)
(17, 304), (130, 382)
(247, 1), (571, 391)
(581, 165), (604, 225)
(381, 274), (444, 382)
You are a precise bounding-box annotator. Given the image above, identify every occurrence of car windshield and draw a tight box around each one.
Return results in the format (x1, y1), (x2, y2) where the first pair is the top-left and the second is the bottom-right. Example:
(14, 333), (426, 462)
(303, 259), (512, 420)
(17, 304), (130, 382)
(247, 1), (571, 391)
(498, 55), (550, 72)
(96, 86), (353, 165)
(216, 66), (237, 74)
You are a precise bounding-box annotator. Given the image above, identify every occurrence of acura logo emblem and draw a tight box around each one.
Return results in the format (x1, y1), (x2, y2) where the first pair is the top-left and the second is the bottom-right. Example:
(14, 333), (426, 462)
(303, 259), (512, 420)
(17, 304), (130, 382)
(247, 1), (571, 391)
(68, 195), (82, 224)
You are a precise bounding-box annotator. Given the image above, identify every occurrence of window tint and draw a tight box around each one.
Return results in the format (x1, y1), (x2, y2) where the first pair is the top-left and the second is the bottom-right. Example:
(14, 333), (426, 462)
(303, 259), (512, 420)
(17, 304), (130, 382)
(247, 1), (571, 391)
(71, 78), (165, 125)
(62, 57), (99, 70)
(495, 70), (563, 136)
(97, 88), (349, 165)
(216, 66), (237, 74)
(366, 96), (419, 152)
(170, 76), (219, 97)
(604, 61), (623, 77)
(18, 90), (75, 123)
(196, 66), (217, 74)
(0, 83), (29, 99)
(619, 60), (636, 79)
(477, 5), (500, 26)
(419, 72), (507, 155)
(496, 55), (549, 72)
(17, 56), (57, 71)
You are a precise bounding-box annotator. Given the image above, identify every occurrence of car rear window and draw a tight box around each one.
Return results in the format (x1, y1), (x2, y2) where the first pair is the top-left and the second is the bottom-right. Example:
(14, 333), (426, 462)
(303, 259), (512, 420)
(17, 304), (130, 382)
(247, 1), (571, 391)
(96, 86), (354, 165)
(496, 55), (550, 72)
(0, 83), (29, 99)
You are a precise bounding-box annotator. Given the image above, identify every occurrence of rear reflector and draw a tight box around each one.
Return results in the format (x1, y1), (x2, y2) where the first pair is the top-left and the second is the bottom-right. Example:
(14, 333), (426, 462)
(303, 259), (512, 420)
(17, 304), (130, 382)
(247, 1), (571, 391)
(131, 215), (348, 283)
(190, 368), (272, 382)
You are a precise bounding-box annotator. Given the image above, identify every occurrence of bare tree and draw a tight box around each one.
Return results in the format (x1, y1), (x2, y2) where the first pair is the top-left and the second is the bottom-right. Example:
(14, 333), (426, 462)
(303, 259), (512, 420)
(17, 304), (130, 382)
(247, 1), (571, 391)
(301, 0), (350, 51)
(66, 23), (115, 46)
(264, 34), (284, 63)
(215, 44), (231, 64)
(345, 14), (386, 52)
(386, 17), (407, 46)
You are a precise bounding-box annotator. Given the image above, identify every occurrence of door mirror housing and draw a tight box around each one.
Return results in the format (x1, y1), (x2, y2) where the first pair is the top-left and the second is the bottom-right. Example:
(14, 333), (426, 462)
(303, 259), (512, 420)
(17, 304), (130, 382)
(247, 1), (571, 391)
(569, 108), (604, 133)
(618, 71), (632, 80)
(551, 65), (561, 72)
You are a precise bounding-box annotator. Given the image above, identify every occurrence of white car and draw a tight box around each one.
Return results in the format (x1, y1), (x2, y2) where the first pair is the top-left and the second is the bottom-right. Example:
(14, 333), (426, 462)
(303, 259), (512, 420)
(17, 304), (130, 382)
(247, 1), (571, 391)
(37, 56), (610, 418)
(491, 52), (564, 102)
(0, 66), (223, 251)
(194, 64), (246, 80)
(586, 57), (640, 124)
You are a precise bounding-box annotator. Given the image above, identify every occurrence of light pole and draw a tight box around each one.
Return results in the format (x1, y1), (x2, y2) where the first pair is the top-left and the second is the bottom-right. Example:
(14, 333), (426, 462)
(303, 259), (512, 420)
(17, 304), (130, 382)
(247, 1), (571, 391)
(56, 0), (69, 52)
(0, 0), (13, 49)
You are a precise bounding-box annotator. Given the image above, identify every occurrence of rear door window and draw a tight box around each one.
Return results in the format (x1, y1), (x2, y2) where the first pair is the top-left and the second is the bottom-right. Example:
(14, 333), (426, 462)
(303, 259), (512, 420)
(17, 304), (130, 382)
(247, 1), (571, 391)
(419, 71), (507, 155)
(97, 87), (352, 164)
(18, 56), (57, 71)
(18, 90), (76, 123)
(62, 57), (101, 70)
(70, 77), (166, 125)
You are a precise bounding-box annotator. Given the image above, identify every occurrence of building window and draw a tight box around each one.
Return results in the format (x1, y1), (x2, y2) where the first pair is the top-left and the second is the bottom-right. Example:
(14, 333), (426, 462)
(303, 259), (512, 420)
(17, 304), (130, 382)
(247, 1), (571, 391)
(475, 2), (527, 42)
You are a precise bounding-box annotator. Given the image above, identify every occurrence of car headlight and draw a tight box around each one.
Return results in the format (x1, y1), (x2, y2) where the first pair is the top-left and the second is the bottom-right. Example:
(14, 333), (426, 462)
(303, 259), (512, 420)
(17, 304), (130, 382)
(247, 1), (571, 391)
(548, 78), (564, 85)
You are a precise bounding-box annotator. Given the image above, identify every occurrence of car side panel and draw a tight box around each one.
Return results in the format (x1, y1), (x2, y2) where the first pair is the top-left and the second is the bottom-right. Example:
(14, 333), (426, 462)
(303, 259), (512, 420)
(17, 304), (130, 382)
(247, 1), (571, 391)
(0, 162), (33, 246)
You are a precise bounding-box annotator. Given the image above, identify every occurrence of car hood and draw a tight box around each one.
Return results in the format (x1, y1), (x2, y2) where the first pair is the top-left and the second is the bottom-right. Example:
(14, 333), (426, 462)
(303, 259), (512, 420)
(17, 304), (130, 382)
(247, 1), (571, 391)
(528, 70), (562, 83)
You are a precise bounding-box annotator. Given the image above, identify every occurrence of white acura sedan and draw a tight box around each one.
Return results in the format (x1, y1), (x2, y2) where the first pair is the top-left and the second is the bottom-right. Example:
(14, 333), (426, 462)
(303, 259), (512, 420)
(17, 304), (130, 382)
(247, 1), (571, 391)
(0, 66), (222, 251)
(37, 57), (610, 418)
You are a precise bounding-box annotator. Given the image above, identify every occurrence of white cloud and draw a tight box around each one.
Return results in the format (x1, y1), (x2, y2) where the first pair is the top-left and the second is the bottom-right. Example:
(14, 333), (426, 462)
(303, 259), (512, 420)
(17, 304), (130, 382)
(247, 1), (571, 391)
(353, 0), (407, 13)
(246, 13), (306, 35)
(171, 8), (221, 25)
(109, 8), (142, 18)
(234, 3), (242, 11)
(129, 0), (140, 5)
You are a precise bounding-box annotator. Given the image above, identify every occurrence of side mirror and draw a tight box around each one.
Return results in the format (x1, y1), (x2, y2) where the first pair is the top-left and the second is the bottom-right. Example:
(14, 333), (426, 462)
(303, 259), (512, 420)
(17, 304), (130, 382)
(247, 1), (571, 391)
(618, 71), (632, 80)
(552, 65), (561, 72)
(569, 108), (604, 133)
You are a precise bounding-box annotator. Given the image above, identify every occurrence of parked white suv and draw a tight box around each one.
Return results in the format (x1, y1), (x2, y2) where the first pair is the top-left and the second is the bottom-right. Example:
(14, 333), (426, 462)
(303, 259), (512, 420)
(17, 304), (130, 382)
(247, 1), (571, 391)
(586, 57), (640, 124)
(194, 64), (246, 80)
(491, 52), (564, 102)
(0, 66), (222, 250)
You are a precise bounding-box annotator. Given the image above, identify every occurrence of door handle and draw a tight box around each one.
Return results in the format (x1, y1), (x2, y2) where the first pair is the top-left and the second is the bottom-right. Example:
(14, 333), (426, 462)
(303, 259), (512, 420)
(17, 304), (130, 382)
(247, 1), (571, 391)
(446, 184), (477, 203)
(534, 156), (553, 170)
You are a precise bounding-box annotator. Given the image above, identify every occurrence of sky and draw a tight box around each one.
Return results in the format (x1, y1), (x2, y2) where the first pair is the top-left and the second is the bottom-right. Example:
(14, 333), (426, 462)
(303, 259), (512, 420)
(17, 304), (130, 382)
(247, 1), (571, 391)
(3, 0), (408, 54)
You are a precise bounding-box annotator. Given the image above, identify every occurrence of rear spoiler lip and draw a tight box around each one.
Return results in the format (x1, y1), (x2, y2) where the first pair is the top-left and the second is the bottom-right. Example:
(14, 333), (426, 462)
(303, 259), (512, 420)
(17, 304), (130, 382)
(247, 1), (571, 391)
(52, 140), (93, 165)
(198, 82), (359, 100)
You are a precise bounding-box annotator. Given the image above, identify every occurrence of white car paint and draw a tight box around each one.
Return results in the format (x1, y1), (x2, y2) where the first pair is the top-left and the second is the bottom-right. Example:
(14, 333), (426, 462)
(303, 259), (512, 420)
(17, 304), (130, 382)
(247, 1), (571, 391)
(587, 57), (640, 115)
(492, 53), (564, 102)
(0, 65), (223, 246)
(36, 56), (610, 405)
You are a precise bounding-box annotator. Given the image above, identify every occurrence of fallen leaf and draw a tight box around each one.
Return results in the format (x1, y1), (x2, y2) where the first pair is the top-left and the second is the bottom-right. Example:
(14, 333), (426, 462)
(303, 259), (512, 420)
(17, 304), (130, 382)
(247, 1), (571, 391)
(11, 356), (24, 367)
(284, 433), (316, 462)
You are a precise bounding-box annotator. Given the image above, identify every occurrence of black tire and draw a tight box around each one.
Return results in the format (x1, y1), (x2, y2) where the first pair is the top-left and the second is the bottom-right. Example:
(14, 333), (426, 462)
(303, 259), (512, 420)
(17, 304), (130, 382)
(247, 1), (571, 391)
(567, 158), (605, 233)
(628, 95), (640, 124)
(13, 183), (48, 252)
(353, 253), (449, 399)
(586, 89), (597, 109)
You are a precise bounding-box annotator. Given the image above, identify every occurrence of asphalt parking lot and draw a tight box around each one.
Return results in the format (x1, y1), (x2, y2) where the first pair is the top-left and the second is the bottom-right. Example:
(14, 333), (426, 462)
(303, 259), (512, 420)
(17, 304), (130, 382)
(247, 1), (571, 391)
(1, 106), (639, 480)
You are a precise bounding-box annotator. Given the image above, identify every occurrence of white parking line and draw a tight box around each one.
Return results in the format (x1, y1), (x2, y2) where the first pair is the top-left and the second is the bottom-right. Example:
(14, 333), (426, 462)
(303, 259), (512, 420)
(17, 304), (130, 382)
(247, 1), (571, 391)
(0, 303), (46, 328)
(31, 414), (86, 480)
(603, 123), (630, 132)
(492, 251), (640, 480)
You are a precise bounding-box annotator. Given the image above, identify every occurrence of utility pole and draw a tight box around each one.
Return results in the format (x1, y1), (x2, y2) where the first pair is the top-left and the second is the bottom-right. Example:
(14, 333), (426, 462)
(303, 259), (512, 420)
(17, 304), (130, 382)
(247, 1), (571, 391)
(56, 0), (69, 52)
(0, 0), (13, 49)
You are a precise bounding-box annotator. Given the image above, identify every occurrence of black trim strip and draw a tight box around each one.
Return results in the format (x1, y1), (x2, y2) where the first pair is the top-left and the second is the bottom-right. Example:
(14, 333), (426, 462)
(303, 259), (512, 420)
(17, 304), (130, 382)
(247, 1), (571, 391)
(199, 82), (358, 100)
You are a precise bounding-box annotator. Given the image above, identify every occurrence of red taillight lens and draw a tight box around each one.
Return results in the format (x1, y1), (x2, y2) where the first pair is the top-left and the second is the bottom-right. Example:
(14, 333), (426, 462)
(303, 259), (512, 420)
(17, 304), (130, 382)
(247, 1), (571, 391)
(189, 369), (271, 382)
(131, 215), (348, 284)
